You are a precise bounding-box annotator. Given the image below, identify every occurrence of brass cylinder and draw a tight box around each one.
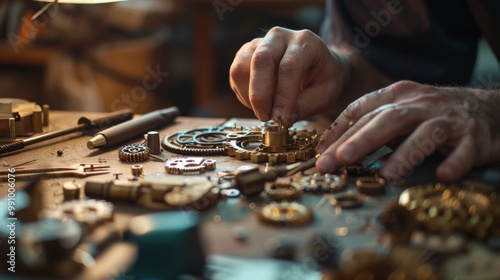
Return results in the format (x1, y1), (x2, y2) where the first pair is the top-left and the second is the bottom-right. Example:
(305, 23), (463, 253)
(262, 126), (288, 149)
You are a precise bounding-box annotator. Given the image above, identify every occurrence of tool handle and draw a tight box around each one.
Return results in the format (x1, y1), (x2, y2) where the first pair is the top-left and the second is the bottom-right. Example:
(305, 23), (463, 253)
(78, 108), (134, 135)
(0, 140), (26, 156)
(99, 106), (180, 147)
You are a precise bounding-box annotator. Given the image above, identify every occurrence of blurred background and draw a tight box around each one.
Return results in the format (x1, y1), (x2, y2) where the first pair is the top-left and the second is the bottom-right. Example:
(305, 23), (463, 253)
(0, 0), (497, 118)
(0, 0), (323, 118)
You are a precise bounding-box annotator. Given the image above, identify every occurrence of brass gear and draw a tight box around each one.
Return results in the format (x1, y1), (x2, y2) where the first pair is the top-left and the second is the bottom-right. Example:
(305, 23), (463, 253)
(118, 144), (150, 162)
(224, 127), (317, 164)
(257, 201), (313, 226)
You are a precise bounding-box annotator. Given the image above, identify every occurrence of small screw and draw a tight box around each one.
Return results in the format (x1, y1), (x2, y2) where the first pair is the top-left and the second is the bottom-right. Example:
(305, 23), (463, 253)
(57, 149), (63, 156)
(113, 172), (122, 180)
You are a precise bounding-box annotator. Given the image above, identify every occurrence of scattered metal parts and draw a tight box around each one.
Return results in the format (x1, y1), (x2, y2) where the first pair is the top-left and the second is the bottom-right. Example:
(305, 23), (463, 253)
(118, 144), (150, 162)
(355, 176), (386, 196)
(220, 189), (240, 199)
(265, 181), (303, 201)
(165, 157), (217, 174)
(62, 180), (81, 201)
(399, 183), (499, 239)
(258, 202), (313, 227)
(330, 193), (363, 210)
(44, 199), (114, 229)
(146, 131), (161, 154)
(131, 164), (144, 177)
(294, 173), (347, 193)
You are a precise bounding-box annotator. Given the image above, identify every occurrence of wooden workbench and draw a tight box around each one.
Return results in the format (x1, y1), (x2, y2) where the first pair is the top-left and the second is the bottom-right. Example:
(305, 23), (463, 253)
(1, 110), (500, 280)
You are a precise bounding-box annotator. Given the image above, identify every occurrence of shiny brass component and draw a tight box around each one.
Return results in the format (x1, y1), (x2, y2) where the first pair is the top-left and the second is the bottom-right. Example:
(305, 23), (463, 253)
(164, 157), (216, 174)
(355, 176), (386, 196)
(258, 202), (313, 226)
(62, 180), (81, 201)
(131, 164), (144, 177)
(262, 126), (288, 152)
(399, 183), (497, 238)
(118, 144), (150, 162)
(265, 181), (303, 201)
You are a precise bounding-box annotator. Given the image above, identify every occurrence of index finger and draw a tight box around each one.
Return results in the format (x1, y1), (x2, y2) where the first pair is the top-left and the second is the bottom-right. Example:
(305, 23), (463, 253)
(249, 29), (287, 121)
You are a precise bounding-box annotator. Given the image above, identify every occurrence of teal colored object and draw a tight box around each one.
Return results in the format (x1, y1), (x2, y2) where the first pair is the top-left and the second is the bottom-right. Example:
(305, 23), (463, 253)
(125, 211), (205, 279)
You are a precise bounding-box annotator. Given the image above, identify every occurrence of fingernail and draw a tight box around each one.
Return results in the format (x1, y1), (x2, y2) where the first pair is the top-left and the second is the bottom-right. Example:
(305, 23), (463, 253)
(316, 155), (333, 173)
(339, 144), (356, 163)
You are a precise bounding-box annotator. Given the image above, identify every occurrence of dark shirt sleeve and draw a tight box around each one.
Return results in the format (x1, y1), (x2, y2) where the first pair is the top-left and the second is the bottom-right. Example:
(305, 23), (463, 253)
(320, 0), (481, 86)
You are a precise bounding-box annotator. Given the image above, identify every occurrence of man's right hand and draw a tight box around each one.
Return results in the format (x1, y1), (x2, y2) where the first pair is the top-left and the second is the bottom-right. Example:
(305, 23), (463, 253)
(229, 27), (346, 127)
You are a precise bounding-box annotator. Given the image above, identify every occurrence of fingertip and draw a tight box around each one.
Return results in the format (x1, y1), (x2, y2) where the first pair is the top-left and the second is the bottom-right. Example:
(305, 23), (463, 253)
(437, 163), (460, 183)
(316, 155), (335, 174)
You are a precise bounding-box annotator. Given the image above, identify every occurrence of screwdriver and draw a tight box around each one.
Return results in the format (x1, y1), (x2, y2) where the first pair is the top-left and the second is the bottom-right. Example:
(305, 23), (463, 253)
(0, 108), (134, 156)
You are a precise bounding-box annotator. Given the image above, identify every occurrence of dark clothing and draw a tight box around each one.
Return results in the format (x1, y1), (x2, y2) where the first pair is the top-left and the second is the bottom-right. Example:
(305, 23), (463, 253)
(321, 0), (500, 86)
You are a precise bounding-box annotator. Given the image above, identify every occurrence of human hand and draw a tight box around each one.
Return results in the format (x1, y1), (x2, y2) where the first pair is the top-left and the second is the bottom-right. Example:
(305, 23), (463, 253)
(229, 27), (346, 127)
(315, 81), (500, 182)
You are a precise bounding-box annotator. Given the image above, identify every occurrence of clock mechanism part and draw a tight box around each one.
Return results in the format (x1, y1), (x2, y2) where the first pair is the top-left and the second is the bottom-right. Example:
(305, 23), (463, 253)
(165, 157), (216, 175)
(257, 201), (314, 227)
(162, 123), (318, 164)
(398, 182), (500, 239)
(0, 98), (49, 139)
(118, 144), (150, 163)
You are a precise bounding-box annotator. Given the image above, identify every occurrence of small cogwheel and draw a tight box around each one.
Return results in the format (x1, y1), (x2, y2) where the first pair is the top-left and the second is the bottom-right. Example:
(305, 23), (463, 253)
(118, 144), (150, 162)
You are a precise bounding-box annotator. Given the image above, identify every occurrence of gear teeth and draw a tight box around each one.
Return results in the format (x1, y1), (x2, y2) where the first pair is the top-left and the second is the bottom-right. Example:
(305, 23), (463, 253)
(118, 144), (150, 162)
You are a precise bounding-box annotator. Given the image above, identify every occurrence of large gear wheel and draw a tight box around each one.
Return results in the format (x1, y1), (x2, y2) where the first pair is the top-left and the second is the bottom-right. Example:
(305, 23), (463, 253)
(162, 126), (258, 156)
(118, 144), (150, 162)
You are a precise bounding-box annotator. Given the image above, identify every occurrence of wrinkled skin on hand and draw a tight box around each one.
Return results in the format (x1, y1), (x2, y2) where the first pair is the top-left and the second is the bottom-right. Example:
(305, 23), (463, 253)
(316, 81), (500, 182)
(229, 27), (345, 128)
